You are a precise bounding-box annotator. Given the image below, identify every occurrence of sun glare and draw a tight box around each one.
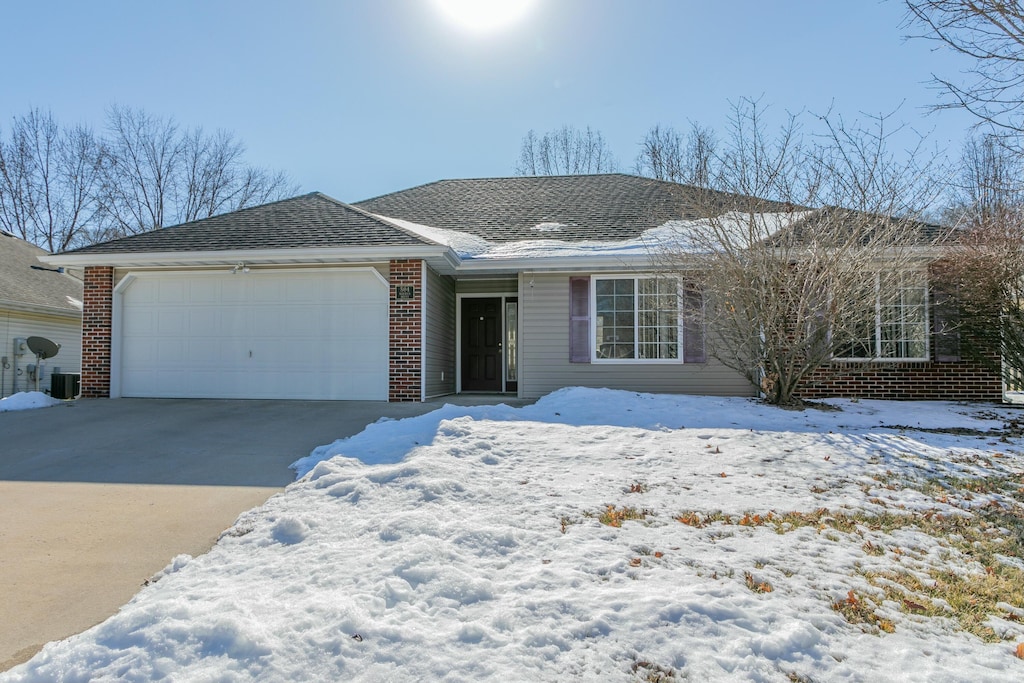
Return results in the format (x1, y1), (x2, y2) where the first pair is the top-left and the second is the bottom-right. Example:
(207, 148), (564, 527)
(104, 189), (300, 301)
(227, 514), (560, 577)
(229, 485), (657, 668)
(432, 0), (537, 33)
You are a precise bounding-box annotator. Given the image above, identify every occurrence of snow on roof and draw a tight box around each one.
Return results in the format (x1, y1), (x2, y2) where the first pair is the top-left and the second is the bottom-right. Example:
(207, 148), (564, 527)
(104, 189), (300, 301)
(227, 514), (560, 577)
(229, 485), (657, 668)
(531, 222), (567, 232)
(376, 215), (491, 258)
(376, 210), (812, 262)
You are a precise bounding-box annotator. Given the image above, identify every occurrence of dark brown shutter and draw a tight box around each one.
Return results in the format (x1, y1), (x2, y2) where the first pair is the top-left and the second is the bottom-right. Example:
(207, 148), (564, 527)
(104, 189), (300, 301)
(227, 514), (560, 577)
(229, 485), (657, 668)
(569, 277), (591, 363)
(932, 288), (960, 362)
(682, 285), (706, 363)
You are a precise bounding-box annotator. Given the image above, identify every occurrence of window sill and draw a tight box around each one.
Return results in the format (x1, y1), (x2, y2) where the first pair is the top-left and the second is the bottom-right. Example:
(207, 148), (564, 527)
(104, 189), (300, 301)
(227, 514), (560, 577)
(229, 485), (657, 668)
(592, 358), (685, 365)
(831, 357), (930, 364)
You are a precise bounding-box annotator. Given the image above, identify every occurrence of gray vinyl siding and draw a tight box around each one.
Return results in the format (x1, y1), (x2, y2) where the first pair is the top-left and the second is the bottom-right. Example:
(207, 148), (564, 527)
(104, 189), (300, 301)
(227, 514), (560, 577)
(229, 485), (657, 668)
(455, 279), (518, 295)
(1, 309), (82, 398)
(424, 267), (456, 398)
(518, 273), (754, 400)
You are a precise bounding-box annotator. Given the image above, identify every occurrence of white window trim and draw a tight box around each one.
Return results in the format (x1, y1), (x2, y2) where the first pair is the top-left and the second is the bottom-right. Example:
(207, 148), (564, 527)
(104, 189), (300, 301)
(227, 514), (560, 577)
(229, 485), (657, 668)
(832, 272), (930, 363)
(590, 274), (684, 365)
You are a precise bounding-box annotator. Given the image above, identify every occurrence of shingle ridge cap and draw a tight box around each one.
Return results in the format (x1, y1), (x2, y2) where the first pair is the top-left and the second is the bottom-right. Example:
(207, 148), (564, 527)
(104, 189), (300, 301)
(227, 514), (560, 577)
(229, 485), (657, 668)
(333, 201), (445, 247)
(353, 179), (448, 205)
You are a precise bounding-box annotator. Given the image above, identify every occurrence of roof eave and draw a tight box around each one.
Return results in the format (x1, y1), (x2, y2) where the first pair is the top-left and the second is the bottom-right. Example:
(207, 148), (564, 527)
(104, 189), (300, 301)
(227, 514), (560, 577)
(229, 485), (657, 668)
(40, 245), (454, 269)
(454, 253), (666, 273)
(0, 298), (82, 318)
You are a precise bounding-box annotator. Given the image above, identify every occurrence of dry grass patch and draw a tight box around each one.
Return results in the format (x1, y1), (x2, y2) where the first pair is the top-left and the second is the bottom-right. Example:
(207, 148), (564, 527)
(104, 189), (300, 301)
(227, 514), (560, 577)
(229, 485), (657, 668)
(595, 505), (651, 528)
(831, 589), (896, 634)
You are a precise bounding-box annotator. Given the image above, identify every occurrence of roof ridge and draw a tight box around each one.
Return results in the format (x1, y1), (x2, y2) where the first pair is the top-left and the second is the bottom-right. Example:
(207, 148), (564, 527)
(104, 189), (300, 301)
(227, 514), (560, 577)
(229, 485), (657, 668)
(353, 179), (448, 205)
(352, 174), (740, 203)
(316, 195), (443, 247)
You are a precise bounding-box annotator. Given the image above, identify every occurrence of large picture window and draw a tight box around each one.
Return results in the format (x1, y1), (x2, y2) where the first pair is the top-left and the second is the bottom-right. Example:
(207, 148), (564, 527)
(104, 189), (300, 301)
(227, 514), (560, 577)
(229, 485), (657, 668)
(594, 276), (679, 361)
(836, 272), (928, 361)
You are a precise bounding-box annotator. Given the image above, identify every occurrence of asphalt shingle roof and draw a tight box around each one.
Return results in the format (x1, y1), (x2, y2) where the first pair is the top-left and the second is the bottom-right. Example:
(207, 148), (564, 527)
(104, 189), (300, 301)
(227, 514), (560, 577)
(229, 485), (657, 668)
(0, 232), (83, 314)
(57, 175), (942, 258)
(354, 174), (740, 242)
(62, 193), (436, 255)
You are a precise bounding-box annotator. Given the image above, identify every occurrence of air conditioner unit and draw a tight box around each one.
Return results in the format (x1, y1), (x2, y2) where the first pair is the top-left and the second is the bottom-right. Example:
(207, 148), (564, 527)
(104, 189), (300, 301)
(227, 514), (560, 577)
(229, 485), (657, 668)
(50, 373), (80, 400)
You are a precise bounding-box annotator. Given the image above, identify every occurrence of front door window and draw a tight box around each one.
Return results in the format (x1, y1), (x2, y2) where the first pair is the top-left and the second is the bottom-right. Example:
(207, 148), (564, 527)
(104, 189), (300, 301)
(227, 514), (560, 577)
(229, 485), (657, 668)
(505, 299), (518, 391)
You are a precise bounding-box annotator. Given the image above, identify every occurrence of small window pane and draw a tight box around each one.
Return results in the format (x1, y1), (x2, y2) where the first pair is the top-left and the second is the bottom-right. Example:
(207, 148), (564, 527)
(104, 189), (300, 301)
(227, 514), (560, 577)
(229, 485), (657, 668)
(593, 277), (681, 361)
(835, 271), (928, 360)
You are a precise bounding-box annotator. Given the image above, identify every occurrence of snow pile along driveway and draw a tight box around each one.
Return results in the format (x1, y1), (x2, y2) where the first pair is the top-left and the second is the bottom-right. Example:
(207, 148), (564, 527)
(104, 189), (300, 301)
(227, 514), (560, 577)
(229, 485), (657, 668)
(6, 388), (1024, 682)
(0, 391), (62, 412)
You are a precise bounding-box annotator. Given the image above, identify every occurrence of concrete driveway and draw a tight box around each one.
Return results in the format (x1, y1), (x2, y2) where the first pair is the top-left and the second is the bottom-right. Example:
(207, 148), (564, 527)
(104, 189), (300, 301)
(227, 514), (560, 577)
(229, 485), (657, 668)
(0, 396), (521, 671)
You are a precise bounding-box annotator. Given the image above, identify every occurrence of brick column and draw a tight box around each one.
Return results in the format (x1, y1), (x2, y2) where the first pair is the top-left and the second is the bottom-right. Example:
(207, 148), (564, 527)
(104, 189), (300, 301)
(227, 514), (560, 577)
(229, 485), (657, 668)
(389, 259), (423, 402)
(81, 266), (113, 398)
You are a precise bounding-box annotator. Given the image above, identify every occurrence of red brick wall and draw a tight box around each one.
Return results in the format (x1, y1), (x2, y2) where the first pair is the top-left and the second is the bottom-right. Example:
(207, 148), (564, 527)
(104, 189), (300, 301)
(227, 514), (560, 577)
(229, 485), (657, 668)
(81, 266), (113, 398)
(389, 260), (423, 402)
(796, 349), (1002, 401)
(796, 361), (1001, 401)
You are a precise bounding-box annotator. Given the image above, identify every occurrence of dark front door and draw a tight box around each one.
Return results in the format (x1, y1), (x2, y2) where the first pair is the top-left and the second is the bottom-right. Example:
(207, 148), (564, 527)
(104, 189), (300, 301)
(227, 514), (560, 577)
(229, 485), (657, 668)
(462, 297), (502, 391)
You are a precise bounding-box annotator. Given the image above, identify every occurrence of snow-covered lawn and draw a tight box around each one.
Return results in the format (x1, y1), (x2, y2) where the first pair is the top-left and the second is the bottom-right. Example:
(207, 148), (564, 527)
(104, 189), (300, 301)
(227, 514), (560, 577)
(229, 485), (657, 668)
(0, 391), (61, 412)
(6, 388), (1024, 682)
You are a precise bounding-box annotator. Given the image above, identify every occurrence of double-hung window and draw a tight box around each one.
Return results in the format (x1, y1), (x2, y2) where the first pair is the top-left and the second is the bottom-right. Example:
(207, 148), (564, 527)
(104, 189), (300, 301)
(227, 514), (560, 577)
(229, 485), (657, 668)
(594, 276), (680, 361)
(836, 272), (928, 361)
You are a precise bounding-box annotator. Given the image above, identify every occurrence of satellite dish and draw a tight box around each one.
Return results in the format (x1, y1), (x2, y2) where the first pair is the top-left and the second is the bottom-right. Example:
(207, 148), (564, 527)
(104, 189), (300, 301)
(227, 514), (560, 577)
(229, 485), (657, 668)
(26, 336), (60, 360)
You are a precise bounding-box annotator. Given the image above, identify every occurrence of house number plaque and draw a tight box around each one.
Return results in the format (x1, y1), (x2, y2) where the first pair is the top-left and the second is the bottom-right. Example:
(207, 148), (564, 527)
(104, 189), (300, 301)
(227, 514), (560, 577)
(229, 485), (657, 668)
(395, 285), (415, 300)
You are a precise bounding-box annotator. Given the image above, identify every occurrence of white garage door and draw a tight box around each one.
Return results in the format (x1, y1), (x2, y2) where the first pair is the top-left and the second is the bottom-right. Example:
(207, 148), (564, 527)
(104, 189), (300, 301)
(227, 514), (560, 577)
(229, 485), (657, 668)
(118, 269), (389, 400)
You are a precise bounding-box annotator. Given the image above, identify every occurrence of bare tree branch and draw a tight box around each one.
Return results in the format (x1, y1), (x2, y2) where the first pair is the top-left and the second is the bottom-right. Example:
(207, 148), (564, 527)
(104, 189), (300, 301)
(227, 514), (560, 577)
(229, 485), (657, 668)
(655, 99), (945, 405)
(514, 125), (617, 175)
(634, 123), (718, 186)
(0, 109), (102, 251)
(905, 1), (1024, 135)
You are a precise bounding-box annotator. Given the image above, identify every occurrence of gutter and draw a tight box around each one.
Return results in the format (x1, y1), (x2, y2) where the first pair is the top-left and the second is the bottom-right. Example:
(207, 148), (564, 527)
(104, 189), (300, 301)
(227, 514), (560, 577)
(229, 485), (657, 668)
(38, 243), (948, 276)
(40, 245), (454, 270)
(0, 299), (82, 319)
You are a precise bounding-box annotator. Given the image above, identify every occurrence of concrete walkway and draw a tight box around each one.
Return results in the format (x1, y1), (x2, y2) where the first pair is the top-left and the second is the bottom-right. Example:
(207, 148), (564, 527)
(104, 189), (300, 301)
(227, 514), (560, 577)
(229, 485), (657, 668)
(0, 395), (525, 671)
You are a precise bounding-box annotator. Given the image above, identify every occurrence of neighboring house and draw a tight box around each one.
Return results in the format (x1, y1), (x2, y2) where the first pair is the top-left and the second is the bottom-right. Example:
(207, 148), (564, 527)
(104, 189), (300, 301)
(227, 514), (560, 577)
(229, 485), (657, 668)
(42, 174), (1002, 402)
(1, 231), (83, 397)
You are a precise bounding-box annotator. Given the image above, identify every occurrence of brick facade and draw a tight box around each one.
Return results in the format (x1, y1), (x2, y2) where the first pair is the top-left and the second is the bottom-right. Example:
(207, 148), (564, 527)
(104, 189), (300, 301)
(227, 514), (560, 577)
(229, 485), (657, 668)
(796, 360), (1002, 401)
(389, 259), (423, 401)
(795, 264), (1003, 401)
(796, 347), (1002, 401)
(81, 266), (113, 398)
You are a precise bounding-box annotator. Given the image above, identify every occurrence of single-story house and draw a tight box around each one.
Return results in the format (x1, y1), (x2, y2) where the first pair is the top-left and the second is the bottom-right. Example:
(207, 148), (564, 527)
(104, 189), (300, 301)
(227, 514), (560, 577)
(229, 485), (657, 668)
(1, 230), (83, 397)
(42, 174), (1002, 403)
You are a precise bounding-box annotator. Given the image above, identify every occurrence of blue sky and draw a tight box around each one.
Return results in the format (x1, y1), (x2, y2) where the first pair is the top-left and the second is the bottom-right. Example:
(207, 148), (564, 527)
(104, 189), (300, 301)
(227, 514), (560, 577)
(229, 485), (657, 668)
(0, 0), (978, 203)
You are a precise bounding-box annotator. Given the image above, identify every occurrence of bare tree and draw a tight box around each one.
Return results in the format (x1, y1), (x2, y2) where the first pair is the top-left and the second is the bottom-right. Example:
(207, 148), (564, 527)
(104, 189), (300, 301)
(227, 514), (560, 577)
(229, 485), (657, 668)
(634, 122), (717, 187)
(514, 125), (617, 175)
(933, 211), (1024, 382)
(1, 106), (297, 248)
(905, 1), (1024, 135)
(96, 106), (182, 238)
(98, 106), (193, 238)
(0, 109), (102, 251)
(933, 133), (1024, 382)
(942, 132), (1024, 225)
(96, 105), (297, 240)
(657, 99), (942, 405)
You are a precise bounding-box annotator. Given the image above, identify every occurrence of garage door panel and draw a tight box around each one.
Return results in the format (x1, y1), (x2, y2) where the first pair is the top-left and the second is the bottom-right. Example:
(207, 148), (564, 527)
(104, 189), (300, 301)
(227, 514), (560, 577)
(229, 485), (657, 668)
(219, 279), (248, 302)
(283, 278), (318, 302)
(122, 309), (155, 336)
(155, 309), (186, 336)
(120, 270), (389, 400)
(188, 308), (221, 334)
(188, 281), (220, 304)
(155, 280), (186, 304)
